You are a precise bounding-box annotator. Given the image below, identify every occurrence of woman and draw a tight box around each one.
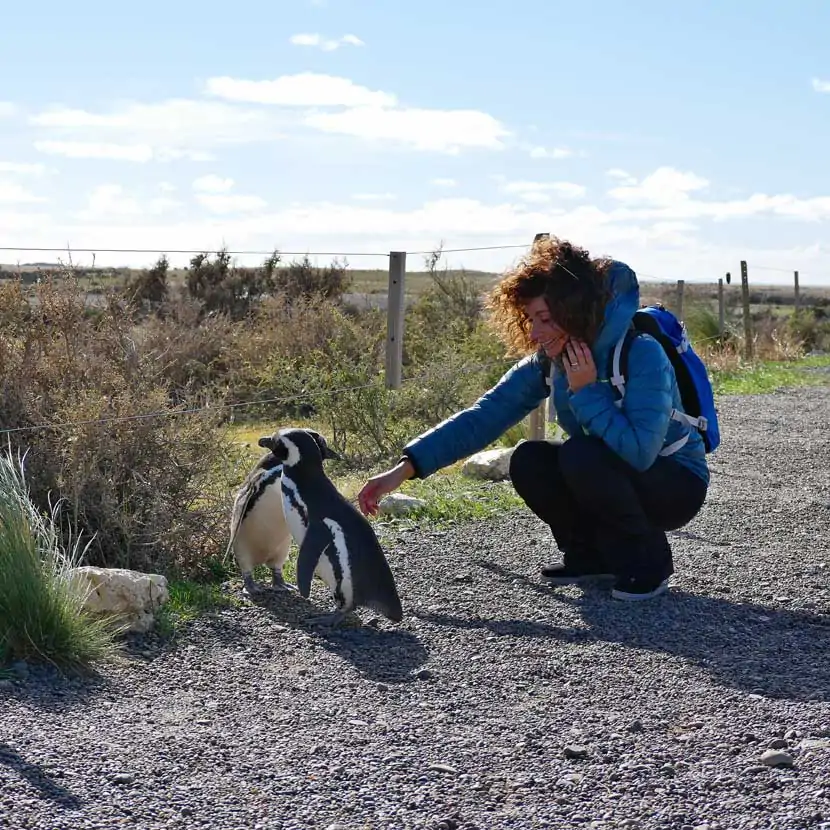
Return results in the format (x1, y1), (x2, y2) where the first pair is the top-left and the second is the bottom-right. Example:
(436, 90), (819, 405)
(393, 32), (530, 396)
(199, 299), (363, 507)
(357, 237), (710, 601)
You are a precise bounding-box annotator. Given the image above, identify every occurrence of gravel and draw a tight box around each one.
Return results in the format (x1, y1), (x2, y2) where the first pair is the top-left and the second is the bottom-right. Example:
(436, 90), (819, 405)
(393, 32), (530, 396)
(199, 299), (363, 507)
(2, 384), (830, 830)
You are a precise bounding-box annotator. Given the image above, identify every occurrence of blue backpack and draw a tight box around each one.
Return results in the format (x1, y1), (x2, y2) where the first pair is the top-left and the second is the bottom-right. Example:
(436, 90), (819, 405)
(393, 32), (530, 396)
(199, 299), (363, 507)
(608, 304), (721, 454)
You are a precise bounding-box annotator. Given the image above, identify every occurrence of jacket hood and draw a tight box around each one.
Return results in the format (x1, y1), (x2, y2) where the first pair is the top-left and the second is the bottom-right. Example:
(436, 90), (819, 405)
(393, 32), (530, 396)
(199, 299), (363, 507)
(591, 259), (640, 374)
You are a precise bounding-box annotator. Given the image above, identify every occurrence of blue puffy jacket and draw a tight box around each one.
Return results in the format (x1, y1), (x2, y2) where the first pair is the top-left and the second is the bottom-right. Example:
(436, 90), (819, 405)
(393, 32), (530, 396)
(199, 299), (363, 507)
(402, 259), (710, 486)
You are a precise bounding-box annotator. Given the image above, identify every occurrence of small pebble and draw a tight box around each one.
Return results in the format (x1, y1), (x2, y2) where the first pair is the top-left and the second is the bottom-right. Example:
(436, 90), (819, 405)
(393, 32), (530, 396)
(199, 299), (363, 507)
(760, 749), (794, 767)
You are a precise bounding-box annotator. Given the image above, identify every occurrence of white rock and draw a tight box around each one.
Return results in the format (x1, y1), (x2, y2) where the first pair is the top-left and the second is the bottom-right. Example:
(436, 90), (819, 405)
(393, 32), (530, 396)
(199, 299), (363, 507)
(378, 493), (427, 517)
(461, 446), (515, 481)
(68, 566), (169, 634)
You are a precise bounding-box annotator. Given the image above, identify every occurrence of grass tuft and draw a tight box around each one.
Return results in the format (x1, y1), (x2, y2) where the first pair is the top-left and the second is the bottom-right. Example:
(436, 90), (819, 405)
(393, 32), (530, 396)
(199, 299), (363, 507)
(0, 446), (122, 674)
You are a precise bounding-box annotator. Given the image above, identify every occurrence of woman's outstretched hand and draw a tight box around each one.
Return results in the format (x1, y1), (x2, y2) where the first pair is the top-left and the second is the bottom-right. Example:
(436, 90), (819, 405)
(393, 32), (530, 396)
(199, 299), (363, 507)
(357, 458), (415, 517)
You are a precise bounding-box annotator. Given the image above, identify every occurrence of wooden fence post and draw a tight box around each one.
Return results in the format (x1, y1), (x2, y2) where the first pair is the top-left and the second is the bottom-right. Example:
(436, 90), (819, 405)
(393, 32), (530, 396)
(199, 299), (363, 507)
(385, 251), (406, 389)
(675, 279), (685, 319)
(527, 231), (549, 440)
(528, 405), (546, 440)
(717, 277), (725, 340)
(740, 260), (753, 359)
(794, 270), (800, 315)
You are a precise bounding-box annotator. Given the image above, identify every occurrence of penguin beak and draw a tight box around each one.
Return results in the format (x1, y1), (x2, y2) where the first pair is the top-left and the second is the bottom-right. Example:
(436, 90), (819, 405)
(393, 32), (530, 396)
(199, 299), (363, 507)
(324, 446), (342, 461)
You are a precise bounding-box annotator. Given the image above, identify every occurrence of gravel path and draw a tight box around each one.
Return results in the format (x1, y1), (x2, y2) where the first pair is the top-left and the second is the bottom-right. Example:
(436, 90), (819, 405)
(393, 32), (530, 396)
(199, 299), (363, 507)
(2, 384), (830, 830)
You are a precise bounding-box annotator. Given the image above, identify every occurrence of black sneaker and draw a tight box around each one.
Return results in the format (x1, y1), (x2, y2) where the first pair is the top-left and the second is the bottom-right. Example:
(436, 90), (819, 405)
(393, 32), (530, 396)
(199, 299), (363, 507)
(540, 562), (614, 585)
(611, 575), (670, 601)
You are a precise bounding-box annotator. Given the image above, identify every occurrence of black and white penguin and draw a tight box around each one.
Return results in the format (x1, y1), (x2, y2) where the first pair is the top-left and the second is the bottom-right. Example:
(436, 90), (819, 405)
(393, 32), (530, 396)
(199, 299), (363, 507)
(227, 451), (293, 597)
(227, 428), (339, 597)
(257, 427), (404, 627)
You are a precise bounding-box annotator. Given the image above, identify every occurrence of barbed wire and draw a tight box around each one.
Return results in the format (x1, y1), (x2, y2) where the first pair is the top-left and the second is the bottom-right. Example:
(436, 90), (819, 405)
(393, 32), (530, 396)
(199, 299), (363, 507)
(0, 245), (389, 258)
(0, 357), (515, 438)
(0, 242), (538, 259)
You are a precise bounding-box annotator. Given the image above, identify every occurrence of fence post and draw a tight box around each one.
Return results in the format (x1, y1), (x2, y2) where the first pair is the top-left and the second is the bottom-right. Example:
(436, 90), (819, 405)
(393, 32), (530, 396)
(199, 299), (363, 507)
(527, 231), (549, 440)
(740, 260), (753, 360)
(794, 270), (800, 315)
(675, 279), (685, 319)
(717, 277), (725, 339)
(385, 251), (406, 389)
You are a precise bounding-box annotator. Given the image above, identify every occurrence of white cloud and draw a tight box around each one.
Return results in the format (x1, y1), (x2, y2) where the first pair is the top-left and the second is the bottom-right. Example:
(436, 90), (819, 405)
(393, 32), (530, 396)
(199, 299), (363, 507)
(606, 168), (637, 185)
(73, 184), (180, 221)
(289, 32), (365, 50)
(812, 78), (830, 93)
(195, 193), (268, 214)
(5, 186), (830, 285)
(431, 178), (457, 187)
(0, 102), (16, 118)
(528, 146), (574, 159)
(158, 182), (177, 193)
(193, 174), (234, 193)
(35, 140), (155, 163)
(352, 192), (396, 201)
(503, 180), (587, 201)
(205, 73), (395, 107)
(30, 99), (284, 161)
(304, 105), (509, 153)
(205, 72), (509, 153)
(608, 167), (709, 206)
(0, 181), (47, 204)
(188, 174), (265, 213)
(0, 161), (48, 175)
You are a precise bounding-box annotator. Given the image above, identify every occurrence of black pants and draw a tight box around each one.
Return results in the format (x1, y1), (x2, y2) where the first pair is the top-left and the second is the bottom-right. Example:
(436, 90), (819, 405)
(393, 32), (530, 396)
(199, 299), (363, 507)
(509, 434), (708, 581)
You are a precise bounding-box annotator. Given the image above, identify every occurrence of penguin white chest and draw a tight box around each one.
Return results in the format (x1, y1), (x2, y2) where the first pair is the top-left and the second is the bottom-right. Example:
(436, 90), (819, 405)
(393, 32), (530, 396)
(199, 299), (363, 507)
(280, 474), (309, 545)
(316, 518), (354, 609)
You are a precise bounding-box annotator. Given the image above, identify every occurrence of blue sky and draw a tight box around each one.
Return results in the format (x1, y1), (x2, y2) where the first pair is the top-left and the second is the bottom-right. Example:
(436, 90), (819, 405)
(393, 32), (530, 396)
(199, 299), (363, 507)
(2, 0), (830, 285)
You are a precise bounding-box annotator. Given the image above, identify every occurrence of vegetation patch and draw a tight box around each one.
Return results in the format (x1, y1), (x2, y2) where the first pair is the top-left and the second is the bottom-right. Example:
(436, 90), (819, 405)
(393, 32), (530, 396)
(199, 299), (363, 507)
(0, 449), (122, 674)
(0, 246), (828, 653)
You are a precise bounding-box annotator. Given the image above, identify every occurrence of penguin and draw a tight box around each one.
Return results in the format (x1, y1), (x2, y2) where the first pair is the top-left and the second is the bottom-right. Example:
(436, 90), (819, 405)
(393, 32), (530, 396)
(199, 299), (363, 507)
(257, 427), (404, 627)
(226, 429), (339, 597)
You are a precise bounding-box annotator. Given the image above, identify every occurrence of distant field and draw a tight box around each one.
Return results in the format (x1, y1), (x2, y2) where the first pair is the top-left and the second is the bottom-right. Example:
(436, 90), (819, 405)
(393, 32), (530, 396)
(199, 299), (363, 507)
(1, 262), (828, 307)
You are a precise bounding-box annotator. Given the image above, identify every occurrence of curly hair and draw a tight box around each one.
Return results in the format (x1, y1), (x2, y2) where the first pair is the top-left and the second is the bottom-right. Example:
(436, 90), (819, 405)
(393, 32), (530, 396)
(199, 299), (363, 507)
(485, 236), (614, 356)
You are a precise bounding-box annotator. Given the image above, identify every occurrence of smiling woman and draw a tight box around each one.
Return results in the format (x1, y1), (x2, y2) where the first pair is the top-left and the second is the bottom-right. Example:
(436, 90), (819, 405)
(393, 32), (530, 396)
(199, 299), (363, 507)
(357, 234), (711, 603)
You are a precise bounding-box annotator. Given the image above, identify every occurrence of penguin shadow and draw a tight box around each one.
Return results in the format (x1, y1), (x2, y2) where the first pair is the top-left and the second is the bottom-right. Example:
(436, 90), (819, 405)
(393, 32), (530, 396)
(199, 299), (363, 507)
(245, 587), (429, 684)
(430, 558), (830, 703)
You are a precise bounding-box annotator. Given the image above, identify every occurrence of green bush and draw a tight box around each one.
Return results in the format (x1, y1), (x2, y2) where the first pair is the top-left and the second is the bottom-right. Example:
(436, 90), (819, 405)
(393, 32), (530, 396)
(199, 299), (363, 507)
(0, 447), (121, 673)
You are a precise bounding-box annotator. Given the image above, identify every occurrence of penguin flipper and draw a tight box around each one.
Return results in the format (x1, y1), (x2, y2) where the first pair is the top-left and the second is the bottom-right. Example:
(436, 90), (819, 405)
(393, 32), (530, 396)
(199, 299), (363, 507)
(296, 522), (331, 599)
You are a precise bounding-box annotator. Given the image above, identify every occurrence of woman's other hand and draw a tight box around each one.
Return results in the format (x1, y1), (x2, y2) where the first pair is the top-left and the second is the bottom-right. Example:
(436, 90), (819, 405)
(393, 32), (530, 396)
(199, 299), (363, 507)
(564, 339), (597, 393)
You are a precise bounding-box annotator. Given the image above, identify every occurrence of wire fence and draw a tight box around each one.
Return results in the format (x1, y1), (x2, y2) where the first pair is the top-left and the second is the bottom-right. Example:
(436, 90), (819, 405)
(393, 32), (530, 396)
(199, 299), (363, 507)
(0, 242), (533, 258)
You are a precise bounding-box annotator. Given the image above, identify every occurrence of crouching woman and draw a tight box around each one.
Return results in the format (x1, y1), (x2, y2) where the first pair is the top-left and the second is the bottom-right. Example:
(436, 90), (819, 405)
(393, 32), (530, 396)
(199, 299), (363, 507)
(357, 237), (709, 601)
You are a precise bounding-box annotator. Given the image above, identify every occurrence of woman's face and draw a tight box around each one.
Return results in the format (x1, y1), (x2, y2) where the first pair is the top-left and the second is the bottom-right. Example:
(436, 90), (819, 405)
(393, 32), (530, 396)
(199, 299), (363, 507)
(524, 295), (570, 360)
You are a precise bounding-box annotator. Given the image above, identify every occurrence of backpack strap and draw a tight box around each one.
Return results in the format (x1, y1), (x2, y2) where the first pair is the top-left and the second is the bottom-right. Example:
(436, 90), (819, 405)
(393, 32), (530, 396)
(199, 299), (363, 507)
(607, 326), (694, 457)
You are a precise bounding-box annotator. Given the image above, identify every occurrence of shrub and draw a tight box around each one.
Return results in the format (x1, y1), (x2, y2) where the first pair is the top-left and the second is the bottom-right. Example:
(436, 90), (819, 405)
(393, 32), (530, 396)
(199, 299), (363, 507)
(0, 447), (121, 673)
(272, 254), (352, 303)
(126, 253), (169, 310)
(0, 269), (244, 578)
(185, 248), (280, 321)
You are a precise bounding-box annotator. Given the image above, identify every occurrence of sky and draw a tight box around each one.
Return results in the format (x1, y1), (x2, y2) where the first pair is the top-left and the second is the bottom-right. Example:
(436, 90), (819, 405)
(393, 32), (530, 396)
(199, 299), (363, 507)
(1, 0), (830, 286)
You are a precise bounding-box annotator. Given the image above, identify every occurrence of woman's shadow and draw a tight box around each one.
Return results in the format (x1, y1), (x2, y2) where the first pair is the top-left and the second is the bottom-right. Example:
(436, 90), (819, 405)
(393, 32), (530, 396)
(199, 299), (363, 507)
(415, 559), (829, 703)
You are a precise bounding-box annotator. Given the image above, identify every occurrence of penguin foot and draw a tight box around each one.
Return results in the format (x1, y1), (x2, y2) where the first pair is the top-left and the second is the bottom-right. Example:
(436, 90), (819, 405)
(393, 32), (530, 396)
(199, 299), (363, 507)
(242, 573), (265, 597)
(270, 570), (298, 592)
